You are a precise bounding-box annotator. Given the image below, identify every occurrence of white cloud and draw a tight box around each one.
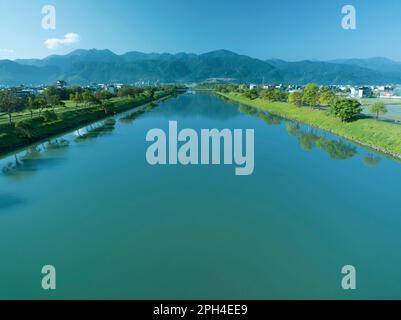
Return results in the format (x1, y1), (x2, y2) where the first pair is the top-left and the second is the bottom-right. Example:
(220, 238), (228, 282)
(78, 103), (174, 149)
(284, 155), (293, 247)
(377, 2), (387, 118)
(44, 33), (80, 50)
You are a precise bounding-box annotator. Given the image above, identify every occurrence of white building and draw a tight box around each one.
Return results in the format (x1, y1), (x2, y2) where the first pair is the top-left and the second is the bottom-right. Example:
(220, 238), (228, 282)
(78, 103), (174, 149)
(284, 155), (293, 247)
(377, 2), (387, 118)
(249, 84), (258, 90)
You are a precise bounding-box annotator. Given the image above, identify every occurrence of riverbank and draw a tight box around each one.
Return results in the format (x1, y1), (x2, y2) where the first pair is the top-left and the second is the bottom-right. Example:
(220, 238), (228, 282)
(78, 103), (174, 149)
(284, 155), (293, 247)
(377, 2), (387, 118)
(218, 92), (401, 159)
(0, 89), (176, 157)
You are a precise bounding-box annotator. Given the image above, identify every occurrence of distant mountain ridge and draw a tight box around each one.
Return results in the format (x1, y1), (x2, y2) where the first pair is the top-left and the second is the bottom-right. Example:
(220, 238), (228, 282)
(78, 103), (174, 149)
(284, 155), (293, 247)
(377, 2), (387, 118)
(1, 49), (401, 86)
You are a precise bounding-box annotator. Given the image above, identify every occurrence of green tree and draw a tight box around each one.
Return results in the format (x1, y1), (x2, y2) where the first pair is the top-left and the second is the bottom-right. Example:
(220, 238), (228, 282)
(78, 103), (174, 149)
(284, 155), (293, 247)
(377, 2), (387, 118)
(47, 95), (64, 110)
(82, 91), (99, 106)
(369, 101), (388, 120)
(0, 89), (21, 124)
(95, 90), (114, 101)
(329, 98), (362, 122)
(70, 93), (78, 107)
(101, 102), (115, 115)
(36, 96), (47, 115)
(117, 86), (144, 97)
(243, 89), (259, 100)
(43, 86), (70, 100)
(302, 83), (319, 108)
(42, 110), (58, 122)
(319, 90), (336, 107)
(288, 91), (303, 106)
(27, 96), (41, 118)
(15, 120), (35, 141)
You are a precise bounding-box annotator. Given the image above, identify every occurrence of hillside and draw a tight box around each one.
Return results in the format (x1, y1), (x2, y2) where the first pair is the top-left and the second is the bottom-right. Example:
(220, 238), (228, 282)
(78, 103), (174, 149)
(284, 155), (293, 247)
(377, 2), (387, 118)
(2, 49), (401, 85)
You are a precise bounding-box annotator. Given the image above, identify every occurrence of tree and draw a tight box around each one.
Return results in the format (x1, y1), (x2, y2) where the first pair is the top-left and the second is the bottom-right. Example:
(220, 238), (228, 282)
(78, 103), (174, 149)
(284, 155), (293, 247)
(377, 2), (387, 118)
(0, 89), (21, 124)
(36, 96), (47, 115)
(117, 86), (144, 97)
(47, 95), (64, 110)
(15, 120), (35, 141)
(101, 102), (115, 115)
(329, 98), (362, 122)
(70, 92), (83, 107)
(260, 88), (287, 102)
(70, 93), (78, 107)
(369, 101), (387, 120)
(95, 90), (114, 101)
(319, 90), (336, 107)
(43, 86), (70, 100)
(243, 89), (259, 100)
(302, 83), (319, 108)
(145, 88), (157, 100)
(82, 91), (99, 106)
(27, 96), (40, 118)
(288, 91), (303, 106)
(42, 110), (58, 122)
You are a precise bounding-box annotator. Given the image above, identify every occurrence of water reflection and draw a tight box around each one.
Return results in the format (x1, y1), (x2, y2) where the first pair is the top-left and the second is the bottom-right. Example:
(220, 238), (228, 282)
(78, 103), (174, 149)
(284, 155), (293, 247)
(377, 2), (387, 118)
(119, 102), (158, 124)
(46, 139), (70, 150)
(2, 155), (64, 182)
(0, 101), (160, 181)
(285, 123), (358, 160)
(155, 93), (239, 119)
(239, 104), (282, 125)
(237, 102), (358, 161)
(74, 119), (116, 143)
(363, 154), (381, 167)
(1, 139), (70, 180)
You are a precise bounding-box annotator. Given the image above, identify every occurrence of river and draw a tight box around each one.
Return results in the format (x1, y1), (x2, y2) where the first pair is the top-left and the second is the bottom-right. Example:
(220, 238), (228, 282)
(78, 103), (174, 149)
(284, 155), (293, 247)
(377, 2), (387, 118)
(0, 92), (401, 299)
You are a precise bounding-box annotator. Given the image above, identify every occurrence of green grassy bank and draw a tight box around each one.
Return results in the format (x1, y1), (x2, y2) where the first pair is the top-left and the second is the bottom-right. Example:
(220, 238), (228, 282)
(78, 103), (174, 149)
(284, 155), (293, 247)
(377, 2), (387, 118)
(0, 90), (176, 157)
(219, 92), (401, 159)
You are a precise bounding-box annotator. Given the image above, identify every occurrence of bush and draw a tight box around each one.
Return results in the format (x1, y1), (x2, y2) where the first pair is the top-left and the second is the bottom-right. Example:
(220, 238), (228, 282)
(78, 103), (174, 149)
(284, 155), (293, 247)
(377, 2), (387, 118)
(43, 110), (58, 122)
(329, 98), (362, 122)
(15, 120), (35, 140)
(59, 111), (79, 121)
(101, 102), (115, 115)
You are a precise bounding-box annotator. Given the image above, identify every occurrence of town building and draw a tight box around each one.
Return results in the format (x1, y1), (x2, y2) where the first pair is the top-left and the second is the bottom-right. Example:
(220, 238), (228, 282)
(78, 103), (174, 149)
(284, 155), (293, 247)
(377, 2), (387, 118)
(56, 80), (67, 88)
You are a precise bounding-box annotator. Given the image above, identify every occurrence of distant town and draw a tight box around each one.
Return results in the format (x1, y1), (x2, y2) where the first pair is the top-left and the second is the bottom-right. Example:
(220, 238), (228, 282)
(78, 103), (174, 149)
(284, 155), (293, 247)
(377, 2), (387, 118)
(245, 83), (400, 99)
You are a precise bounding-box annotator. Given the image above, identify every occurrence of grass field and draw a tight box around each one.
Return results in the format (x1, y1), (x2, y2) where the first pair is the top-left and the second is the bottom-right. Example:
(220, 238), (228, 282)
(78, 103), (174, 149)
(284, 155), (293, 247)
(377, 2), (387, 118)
(219, 92), (401, 159)
(359, 98), (401, 105)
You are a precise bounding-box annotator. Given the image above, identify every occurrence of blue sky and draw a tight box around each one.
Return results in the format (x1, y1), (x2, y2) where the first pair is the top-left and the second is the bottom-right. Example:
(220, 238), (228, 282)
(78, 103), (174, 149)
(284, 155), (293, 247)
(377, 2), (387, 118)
(0, 0), (400, 61)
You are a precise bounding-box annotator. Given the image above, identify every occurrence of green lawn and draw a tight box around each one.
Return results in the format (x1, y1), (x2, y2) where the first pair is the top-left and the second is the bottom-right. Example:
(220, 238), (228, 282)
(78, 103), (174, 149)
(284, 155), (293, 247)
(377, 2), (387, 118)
(359, 98), (401, 105)
(219, 92), (401, 158)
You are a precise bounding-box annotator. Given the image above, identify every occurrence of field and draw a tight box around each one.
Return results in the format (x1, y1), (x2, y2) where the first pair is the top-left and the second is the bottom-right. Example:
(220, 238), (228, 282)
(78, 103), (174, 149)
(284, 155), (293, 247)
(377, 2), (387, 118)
(219, 92), (401, 159)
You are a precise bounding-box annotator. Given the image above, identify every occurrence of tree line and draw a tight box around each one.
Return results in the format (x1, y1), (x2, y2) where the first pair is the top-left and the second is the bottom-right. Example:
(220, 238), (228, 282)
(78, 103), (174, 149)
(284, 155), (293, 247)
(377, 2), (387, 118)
(217, 83), (388, 122)
(0, 85), (178, 124)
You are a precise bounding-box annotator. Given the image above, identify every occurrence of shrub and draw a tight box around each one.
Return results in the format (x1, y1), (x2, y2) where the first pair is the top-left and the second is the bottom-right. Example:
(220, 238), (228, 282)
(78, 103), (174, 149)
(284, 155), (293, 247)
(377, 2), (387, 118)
(15, 120), (35, 141)
(43, 110), (58, 122)
(101, 102), (115, 115)
(59, 111), (79, 121)
(329, 98), (362, 122)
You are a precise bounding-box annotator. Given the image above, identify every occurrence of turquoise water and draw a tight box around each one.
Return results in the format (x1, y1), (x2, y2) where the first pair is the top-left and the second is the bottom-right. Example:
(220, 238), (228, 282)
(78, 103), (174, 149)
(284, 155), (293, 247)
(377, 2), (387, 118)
(1, 92), (401, 299)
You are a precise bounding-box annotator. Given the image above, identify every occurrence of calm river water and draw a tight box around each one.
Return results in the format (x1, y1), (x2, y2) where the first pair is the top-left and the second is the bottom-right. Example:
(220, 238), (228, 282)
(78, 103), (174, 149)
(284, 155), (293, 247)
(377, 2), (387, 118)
(1, 92), (401, 299)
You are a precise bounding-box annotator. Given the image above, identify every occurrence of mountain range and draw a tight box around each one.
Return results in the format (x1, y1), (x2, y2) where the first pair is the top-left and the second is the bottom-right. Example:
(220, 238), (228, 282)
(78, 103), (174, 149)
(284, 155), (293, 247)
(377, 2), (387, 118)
(1, 49), (401, 86)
